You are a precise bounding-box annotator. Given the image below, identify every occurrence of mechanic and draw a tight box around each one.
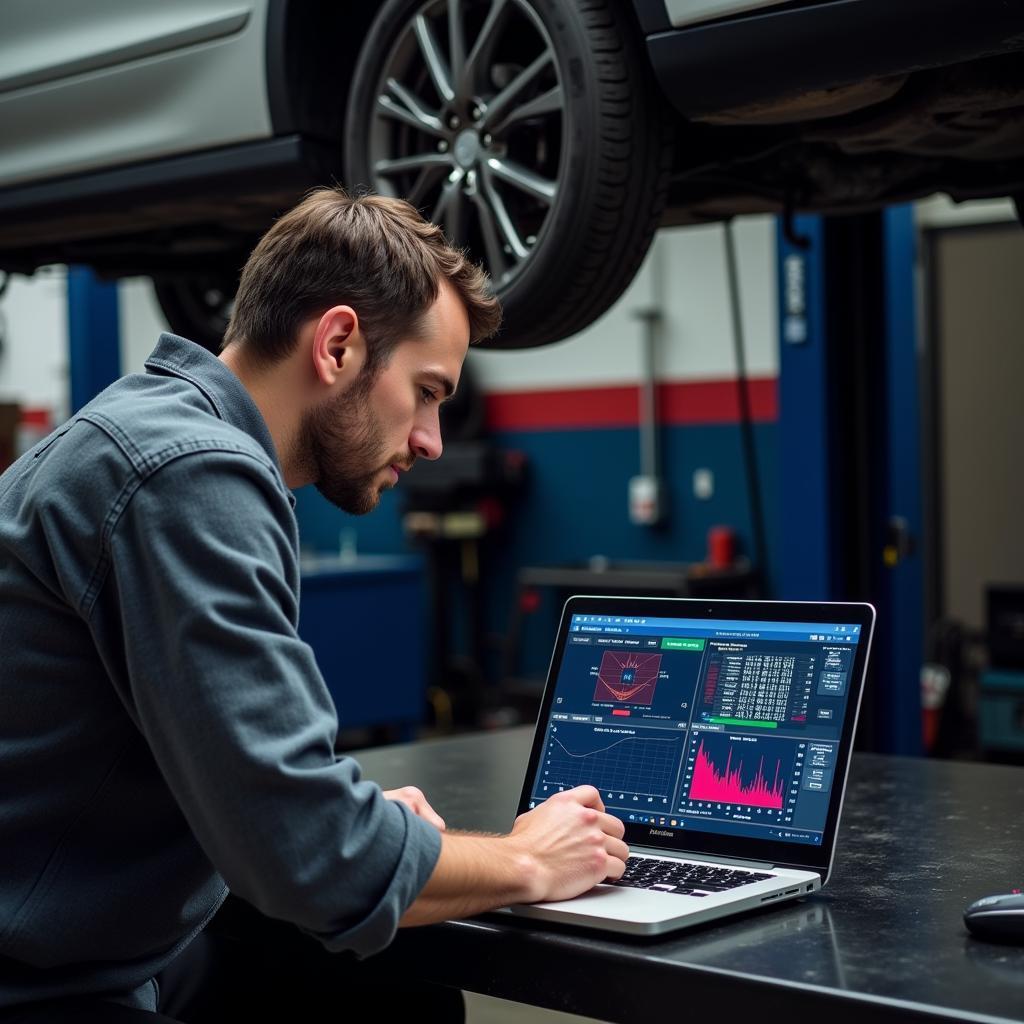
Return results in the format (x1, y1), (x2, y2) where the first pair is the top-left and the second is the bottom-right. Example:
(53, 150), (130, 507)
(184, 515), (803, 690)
(0, 188), (629, 1021)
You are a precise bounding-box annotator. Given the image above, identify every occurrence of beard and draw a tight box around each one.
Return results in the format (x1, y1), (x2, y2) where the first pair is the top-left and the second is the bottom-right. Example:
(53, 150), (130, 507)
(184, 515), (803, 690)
(297, 373), (409, 515)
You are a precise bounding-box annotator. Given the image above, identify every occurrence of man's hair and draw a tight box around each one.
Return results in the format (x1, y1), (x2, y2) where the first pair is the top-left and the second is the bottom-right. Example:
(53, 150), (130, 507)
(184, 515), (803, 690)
(222, 188), (501, 371)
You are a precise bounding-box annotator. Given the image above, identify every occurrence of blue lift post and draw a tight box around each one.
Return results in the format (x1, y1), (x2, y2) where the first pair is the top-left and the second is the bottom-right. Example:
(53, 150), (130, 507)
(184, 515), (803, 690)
(67, 266), (120, 413)
(776, 216), (836, 601)
(776, 211), (923, 755)
(880, 205), (924, 755)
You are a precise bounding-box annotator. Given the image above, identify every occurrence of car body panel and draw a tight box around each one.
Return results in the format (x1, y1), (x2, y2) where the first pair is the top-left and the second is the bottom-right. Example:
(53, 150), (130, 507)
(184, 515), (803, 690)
(648, 0), (1024, 120)
(0, 0), (271, 188)
(664, 0), (785, 29)
(0, 0), (1020, 346)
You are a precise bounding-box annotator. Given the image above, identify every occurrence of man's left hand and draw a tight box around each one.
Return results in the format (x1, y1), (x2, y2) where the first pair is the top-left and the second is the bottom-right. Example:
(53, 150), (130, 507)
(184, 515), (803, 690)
(383, 786), (446, 831)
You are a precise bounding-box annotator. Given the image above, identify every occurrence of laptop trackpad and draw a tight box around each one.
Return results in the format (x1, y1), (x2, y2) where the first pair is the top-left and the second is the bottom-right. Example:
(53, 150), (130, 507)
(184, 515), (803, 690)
(509, 882), (728, 924)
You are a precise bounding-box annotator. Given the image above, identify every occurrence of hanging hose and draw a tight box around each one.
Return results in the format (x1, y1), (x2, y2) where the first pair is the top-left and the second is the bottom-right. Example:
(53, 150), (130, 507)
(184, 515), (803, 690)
(723, 221), (768, 591)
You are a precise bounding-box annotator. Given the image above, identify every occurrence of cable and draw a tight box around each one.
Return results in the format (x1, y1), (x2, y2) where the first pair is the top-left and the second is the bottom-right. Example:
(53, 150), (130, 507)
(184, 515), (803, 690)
(723, 220), (768, 591)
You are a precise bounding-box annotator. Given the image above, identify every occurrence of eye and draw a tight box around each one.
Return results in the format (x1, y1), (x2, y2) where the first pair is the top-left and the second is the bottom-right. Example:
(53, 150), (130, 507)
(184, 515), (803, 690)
(420, 386), (438, 405)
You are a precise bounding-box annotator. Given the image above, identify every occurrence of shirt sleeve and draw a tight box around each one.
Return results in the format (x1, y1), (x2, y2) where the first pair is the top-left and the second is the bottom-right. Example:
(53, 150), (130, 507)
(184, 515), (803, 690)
(104, 448), (441, 957)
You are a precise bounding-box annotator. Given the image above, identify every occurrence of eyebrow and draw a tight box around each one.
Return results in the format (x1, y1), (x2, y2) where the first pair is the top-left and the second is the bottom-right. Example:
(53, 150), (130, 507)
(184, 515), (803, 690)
(424, 371), (456, 401)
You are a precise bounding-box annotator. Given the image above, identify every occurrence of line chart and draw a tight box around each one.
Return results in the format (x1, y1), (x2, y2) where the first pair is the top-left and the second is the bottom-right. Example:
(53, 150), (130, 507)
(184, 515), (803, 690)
(593, 650), (662, 704)
(539, 728), (682, 800)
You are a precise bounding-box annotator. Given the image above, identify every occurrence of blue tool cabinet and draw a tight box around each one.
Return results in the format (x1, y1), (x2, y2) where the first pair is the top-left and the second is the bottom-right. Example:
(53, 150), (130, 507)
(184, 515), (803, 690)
(298, 555), (426, 738)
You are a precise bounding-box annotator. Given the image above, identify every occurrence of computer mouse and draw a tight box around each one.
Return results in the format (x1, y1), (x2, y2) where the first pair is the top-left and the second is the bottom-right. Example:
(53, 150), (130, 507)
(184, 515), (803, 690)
(963, 892), (1024, 943)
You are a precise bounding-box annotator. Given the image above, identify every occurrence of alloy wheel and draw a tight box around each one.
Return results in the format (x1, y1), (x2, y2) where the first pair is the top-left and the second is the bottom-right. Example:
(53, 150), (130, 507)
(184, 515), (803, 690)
(367, 0), (564, 290)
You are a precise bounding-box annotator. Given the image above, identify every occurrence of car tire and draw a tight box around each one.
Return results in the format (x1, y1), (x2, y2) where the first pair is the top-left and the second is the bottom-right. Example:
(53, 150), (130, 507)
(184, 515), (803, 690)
(152, 274), (236, 354)
(344, 0), (673, 349)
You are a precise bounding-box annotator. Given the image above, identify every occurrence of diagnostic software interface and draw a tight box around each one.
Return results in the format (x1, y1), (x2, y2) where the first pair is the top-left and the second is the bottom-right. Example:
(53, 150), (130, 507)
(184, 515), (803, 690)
(526, 613), (863, 846)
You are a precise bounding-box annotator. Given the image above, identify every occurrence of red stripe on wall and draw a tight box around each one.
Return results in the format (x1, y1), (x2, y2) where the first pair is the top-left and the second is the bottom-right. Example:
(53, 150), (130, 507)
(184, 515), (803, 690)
(485, 378), (777, 432)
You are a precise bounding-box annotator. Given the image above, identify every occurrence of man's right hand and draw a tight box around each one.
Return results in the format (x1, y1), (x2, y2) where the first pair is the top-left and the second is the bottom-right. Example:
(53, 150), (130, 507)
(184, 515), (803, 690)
(506, 786), (629, 903)
(399, 784), (629, 926)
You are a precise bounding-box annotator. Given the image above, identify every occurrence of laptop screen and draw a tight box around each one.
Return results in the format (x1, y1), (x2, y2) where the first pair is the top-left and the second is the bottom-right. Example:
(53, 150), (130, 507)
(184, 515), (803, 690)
(519, 597), (874, 874)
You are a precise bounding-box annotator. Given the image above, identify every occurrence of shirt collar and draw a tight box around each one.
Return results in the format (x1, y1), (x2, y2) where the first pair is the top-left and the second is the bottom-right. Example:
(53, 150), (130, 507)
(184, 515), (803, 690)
(143, 333), (292, 504)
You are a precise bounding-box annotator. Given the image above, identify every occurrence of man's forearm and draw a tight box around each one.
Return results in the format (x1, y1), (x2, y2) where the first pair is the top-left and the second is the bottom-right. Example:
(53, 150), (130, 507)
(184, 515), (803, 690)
(399, 831), (538, 926)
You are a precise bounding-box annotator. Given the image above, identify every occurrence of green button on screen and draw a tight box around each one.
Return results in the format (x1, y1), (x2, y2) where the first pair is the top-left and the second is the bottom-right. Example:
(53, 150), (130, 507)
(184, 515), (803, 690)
(661, 637), (705, 651)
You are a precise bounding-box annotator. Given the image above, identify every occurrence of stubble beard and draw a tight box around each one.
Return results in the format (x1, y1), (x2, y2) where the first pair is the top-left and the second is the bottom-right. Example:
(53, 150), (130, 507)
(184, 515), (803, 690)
(299, 374), (398, 516)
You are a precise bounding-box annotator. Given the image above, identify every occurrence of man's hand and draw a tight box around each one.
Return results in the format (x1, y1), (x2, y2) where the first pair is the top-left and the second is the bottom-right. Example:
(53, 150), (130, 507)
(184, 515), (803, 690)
(507, 785), (629, 903)
(399, 785), (628, 926)
(383, 786), (446, 831)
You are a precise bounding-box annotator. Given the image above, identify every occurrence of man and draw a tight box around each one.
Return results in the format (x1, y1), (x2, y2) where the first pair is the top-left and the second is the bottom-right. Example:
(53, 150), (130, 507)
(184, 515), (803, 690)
(0, 189), (628, 1020)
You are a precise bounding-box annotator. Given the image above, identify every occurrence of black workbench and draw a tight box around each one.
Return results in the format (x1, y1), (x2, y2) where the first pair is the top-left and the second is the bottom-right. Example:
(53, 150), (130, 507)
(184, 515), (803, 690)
(354, 727), (1024, 1024)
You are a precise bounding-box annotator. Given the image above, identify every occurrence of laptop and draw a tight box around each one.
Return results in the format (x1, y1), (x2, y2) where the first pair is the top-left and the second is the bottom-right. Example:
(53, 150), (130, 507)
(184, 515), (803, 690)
(507, 595), (875, 935)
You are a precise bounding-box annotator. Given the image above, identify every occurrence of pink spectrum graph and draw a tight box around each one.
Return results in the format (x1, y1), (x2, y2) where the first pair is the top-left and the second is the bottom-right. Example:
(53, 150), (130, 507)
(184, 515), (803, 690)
(688, 738), (785, 809)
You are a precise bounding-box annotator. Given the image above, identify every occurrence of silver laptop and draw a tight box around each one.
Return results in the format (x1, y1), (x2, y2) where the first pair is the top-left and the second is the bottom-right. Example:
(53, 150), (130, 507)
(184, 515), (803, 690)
(507, 595), (875, 935)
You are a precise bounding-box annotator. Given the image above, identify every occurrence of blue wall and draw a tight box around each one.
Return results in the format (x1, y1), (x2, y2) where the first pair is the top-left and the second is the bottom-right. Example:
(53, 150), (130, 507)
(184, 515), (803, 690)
(295, 419), (779, 686)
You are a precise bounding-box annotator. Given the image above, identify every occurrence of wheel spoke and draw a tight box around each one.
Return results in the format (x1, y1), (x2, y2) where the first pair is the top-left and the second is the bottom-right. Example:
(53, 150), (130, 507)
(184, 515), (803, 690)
(378, 95), (442, 135)
(375, 152), (453, 177)
(469, 184), (510, 281)
(447, 0), (466, 95)
(413, 13), (454, 104)
(480, 167), (529, 261)
(445, 190), (467, 246)
(460, 0), (509, 98)
(378, 79), (444, 136)
(480, 51), (554, 132)
(485, 157), (556, 205)
(407, 161), (450, 207)
(432, 170), (467, 243)
(489, 84), (563, 134)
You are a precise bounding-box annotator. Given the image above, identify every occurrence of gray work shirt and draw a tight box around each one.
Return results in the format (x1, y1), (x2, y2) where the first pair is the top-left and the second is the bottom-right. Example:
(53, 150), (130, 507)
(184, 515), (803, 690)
(0, 333), (441, 1010)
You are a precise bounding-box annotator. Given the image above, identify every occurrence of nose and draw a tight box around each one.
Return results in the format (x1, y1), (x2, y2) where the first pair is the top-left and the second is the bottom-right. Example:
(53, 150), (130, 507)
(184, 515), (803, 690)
(409, 415), (443, 461)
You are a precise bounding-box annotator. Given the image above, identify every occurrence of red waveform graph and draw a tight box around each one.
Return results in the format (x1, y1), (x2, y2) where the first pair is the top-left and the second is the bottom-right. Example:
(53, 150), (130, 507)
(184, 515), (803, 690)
(688, 737), (786, 809)
(594, 651), (662, 705)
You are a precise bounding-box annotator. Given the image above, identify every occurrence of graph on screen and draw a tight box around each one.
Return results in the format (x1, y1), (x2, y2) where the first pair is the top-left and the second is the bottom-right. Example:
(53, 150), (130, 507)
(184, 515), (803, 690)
(594, 651), (662, 705)
(539, 726), (682, 802)
(684, 732), (799, 810)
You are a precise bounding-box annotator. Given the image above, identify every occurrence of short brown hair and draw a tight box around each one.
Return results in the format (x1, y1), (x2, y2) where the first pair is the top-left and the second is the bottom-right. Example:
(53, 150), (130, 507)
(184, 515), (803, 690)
(223, 188), (501, 371)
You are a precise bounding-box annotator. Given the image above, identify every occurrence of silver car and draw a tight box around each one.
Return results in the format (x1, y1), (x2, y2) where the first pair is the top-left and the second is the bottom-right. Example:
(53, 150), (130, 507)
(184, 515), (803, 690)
(1, 0), (1022, 349)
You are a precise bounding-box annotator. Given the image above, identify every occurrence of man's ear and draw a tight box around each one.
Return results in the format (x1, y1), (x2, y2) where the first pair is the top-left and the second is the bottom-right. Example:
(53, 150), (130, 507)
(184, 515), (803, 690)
(311, 305), (367, 387)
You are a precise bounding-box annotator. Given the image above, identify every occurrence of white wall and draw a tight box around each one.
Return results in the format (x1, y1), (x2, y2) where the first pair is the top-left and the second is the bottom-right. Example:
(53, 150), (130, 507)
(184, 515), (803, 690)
(915, 194), (1017, 229)
(469, 217), (779, 392)
(0, 268), (174, 427)
(0, 266), (69, 419)
(119, 275), (173, 373)
(0, 268), (173, 425)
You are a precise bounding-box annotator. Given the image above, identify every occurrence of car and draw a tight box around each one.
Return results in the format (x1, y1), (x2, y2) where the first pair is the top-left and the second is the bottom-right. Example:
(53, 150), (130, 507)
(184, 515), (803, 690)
(1, 0), (1022, 351)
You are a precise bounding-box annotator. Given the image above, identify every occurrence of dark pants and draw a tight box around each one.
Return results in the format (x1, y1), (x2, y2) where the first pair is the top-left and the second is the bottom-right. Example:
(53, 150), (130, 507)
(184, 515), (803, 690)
(2, 898), (465, 1023)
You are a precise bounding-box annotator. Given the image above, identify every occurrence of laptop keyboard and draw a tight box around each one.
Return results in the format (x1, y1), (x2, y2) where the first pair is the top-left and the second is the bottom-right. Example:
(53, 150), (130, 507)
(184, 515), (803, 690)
(612, 856), (775, 897)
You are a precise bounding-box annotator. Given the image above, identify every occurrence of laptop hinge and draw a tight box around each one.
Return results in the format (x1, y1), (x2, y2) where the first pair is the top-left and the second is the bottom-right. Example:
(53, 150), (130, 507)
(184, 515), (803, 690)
(632, 847), (775, 871)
